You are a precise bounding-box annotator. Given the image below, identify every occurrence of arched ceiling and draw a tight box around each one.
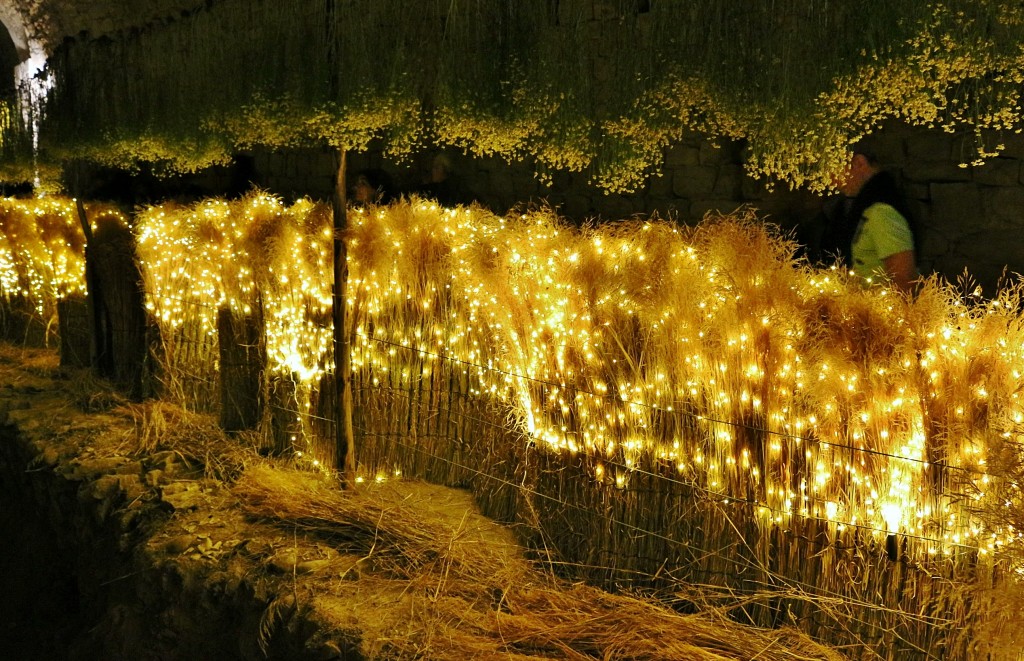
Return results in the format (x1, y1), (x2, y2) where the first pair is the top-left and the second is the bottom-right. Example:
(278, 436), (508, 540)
(0, 0), (207, 59)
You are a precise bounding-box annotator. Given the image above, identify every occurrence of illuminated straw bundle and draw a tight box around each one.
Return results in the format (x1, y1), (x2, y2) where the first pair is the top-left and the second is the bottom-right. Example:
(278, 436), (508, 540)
(136, 192), (335, 455)
(19, 191), (1014, 653)
(344, 200), (1024, 654)
(131, 193), (1024, 571)
(250, 196), (333, 385)
(0, 197), (87, 317)
(345, 202), (1024, 579)
(136, 198), (235, 405)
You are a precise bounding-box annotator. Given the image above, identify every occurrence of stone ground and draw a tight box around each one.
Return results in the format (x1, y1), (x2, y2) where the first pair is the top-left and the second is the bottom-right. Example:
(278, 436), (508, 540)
(0, 344), (844, 661)
(0, 344), (523, 659)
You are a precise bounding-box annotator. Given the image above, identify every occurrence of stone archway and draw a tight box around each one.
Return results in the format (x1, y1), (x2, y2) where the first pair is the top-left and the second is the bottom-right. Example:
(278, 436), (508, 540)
(0, 3), (47, 126)
(0, 4), (30, 61)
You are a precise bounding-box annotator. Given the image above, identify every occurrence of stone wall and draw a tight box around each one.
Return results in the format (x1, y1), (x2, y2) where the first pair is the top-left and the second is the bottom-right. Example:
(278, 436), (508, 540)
(0, 354), (356, 659)
(881, 122), (1024, 295)
(254, 134), (818, 229)
(9, 0), (205, 52)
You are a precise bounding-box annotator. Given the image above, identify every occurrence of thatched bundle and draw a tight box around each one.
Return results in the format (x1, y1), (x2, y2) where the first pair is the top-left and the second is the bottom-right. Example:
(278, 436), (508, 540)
(0, 197), (87, 311)
(128, 194), (1024, 656)
(341, 200), (1024, 657)
(135, 192), (334, 417)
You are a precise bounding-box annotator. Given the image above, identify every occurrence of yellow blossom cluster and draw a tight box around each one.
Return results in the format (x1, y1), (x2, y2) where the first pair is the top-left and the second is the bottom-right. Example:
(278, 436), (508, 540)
(17, 1), (1024, 196)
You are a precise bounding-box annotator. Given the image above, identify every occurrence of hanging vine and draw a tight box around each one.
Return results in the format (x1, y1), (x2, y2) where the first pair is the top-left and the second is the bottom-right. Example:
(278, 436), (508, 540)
(2, 0), (1024, 193)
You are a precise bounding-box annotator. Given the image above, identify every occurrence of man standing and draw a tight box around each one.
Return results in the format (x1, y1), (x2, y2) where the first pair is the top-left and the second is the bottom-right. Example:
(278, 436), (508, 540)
(833, 149), (919, 293)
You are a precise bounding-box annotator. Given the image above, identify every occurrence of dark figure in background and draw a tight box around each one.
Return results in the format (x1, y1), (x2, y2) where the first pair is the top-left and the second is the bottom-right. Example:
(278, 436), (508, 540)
(415, 154), (463, 207)
(814, 149), (919, 293)
(226, 153), (259, 199)
(350, 168), (394, 206)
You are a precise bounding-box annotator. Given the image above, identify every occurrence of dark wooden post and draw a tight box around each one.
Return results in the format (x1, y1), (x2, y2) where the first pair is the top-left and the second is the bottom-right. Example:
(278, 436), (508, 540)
(76, 200), (148, 399)
(74, 199), (103, 370)
(333, 150), (356, 486)
(57, 292), (90, 368)
(217, 300), (266, 433)
(268, 372), (301, 456)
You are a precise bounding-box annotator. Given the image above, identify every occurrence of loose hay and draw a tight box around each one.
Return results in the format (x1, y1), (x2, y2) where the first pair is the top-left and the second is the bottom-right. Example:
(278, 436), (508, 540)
(234, 464), (844, 660)
(119, 400), (258, 481)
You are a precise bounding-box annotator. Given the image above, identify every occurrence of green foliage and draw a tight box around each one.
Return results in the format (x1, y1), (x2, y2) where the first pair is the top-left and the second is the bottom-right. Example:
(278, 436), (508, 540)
(67, 131), (234, 176)
(7, 0), (1024, 193)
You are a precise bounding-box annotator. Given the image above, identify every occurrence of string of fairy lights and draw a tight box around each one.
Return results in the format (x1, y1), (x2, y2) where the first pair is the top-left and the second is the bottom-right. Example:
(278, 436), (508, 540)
(345, 331), (1008, 559)
(344, 200), (1024, 560)
(2, 192), (1022, 563)
(0, 197), (88, 315)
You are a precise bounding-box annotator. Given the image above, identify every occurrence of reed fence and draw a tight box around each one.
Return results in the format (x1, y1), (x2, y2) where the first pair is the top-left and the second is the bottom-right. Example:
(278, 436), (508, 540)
(1, 193), (1021, 659)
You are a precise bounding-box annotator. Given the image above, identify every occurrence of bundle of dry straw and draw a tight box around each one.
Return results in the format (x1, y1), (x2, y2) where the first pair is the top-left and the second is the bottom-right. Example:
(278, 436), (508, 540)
(234, 464), (844, 660)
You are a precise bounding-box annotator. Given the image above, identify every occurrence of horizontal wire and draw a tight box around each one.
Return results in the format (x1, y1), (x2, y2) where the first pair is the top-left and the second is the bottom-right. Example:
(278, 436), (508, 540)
(356, 382), (995, 553)
(143, 300), (1010, 555)
(357, 333), (995, 479)
(378, 432), (965, 642)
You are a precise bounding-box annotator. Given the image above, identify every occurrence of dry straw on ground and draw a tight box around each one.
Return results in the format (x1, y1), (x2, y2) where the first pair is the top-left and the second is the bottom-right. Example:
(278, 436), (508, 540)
(125, 193), (1024, 655)
(234, 464), (845, 660)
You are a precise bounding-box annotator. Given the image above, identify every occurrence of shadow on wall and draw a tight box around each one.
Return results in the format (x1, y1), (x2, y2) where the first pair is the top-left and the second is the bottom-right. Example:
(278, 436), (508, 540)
(63, 156), (252, 208)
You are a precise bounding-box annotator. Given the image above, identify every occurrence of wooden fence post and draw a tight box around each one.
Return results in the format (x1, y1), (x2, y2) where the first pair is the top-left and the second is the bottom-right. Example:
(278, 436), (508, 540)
(57, 292), (90, 368)
(333, 150), (356, 486)
(217, 300), (266, 432)
(77, 201), (148, 399)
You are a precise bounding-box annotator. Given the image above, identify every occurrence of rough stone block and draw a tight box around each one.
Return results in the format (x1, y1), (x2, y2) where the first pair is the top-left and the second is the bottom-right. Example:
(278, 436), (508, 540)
(117, 474), (145, 503)
(750, 187), (820, 226)
(982, 187), (1024, 228)
(647, 171), (673, 198)
(857, 136), (904, 166)
(904, 182), (930, 202)
(488, 171), (515, 197)
(972, 158), (1021, 187)
(699, 139), (743, 166)
(904, 162), (972, 184)
(115, 460), (144, 476)
(664, 144), (700, 168)
(919, 230), (950, 259)
(739, 174), (775, 202)
(70, 456), (130, 481)
(929, 252), (974, 286)
(459, 172), (486, 200)
(564, 194), (595, 220)
(948, 231), (1024, 293)
(546, 170), (573, 191)
(927, 183), (980, 235)
(906, 198), (929, 230)
(905, 132), (956, 162)
(672, 166), (717, 197)
(713, 164), (745, 199)
(510, 171), (540, 196)
(600, 194), (635, 221)
(991, 131), (1024, 159)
